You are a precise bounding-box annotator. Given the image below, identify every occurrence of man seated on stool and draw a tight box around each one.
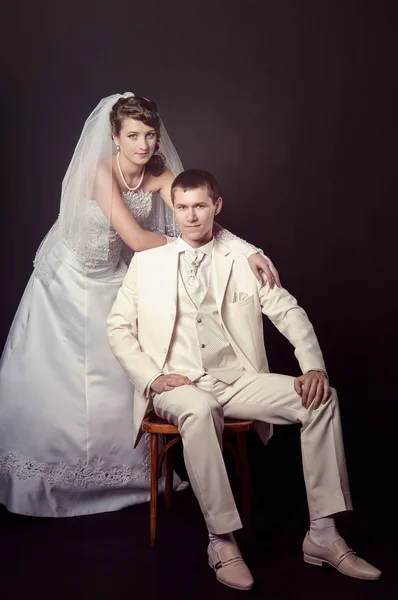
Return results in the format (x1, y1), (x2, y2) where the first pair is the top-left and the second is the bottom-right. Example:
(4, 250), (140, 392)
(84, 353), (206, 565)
(107, 169), (381, 590)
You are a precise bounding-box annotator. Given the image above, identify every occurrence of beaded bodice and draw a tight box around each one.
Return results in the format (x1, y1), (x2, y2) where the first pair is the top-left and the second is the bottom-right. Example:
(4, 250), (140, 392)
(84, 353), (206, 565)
(66, 191), (155, 268)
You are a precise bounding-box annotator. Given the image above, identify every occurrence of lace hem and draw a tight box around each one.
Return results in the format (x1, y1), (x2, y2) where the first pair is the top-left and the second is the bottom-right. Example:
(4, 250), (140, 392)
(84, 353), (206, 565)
(0, 439), (151, 488)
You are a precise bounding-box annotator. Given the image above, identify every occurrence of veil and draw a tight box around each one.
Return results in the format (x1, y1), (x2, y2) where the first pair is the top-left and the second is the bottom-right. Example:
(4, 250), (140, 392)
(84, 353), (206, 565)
(33, 92), (182, 284)
(151, 121), (183, 237)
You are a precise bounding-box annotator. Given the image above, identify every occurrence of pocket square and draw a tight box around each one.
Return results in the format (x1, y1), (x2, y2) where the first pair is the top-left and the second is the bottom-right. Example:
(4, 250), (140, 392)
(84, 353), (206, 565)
(232, 292), (249, 302)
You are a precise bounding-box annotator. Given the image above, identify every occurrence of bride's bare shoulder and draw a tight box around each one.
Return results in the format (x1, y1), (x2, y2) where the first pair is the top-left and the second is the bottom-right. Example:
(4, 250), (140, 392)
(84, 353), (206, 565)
(94, 157), (122, 188)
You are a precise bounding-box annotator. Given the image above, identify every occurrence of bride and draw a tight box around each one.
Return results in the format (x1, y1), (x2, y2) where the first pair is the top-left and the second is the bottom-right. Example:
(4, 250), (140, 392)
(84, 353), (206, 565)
(0, 93), (280, 517)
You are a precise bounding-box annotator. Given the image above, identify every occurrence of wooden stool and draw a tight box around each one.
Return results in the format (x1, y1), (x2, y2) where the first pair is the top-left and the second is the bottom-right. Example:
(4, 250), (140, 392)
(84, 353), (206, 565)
(142, 412), (255, 547)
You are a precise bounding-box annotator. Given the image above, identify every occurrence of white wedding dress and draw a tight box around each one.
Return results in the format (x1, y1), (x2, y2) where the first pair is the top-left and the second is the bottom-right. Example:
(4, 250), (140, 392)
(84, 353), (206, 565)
(0, 191), (182, 517)
(0, 92), (267, 518)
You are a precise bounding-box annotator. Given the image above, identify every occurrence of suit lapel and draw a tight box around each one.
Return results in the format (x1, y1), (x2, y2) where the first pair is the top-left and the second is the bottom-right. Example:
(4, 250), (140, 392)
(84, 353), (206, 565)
(211, 241), (257, 371)
(158, 243), (179, 312)
(212, 240), (233, 314)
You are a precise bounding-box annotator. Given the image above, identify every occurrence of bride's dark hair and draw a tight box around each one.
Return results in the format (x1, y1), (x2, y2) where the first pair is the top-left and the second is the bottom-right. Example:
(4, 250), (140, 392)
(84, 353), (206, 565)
(110, 96), (166, 176)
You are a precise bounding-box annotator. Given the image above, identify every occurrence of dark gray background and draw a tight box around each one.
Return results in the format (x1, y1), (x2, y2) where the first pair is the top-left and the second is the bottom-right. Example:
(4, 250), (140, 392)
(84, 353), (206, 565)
(2, 0), (396, 484)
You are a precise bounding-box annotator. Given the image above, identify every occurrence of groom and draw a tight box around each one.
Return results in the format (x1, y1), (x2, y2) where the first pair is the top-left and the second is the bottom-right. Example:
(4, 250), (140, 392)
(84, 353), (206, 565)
(107, 169), (381, 589)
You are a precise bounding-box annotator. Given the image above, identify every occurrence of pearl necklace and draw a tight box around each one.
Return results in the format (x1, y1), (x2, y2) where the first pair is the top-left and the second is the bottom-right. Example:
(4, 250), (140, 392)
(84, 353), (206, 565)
(117, 151), (145, 193)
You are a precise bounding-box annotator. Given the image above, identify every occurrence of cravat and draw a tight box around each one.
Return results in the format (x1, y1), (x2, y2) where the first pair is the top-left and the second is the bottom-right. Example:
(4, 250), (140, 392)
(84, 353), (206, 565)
(182, 249), (205, 308)
(185, 249), (202, 287)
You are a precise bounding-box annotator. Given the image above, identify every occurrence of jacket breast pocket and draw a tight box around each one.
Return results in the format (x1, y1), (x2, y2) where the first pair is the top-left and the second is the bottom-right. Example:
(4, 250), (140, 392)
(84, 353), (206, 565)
(228, 294), (254, 309)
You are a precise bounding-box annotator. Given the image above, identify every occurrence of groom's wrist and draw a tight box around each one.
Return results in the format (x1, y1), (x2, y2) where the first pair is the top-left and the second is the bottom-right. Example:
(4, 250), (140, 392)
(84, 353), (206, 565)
(145, 372), (163, 398)
(305, 368), (328, 379)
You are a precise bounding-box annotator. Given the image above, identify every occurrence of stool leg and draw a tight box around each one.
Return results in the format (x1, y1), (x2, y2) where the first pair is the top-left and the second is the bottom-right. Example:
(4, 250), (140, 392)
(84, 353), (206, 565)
(164, 443), (174, 510)
(237, 432), (252, 535)
(150, 433), (159, 547)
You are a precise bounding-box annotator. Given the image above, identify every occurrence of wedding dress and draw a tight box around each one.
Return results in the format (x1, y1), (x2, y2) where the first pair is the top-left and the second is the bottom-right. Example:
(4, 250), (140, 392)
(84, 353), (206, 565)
(0, 94), (263, 516)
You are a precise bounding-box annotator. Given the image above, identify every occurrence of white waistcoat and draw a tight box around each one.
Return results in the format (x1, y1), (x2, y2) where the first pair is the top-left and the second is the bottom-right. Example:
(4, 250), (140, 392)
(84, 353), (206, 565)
(163, 268), (244, 383)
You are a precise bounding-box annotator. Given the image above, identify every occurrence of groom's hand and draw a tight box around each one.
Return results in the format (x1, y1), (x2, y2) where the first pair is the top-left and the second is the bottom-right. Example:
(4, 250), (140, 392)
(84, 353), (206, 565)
(294, 371), (329, 410)
(151, 374), (193, 393)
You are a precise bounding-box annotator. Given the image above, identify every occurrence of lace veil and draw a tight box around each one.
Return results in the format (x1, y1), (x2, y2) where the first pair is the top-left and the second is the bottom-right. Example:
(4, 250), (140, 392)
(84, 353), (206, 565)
(33, 92), (182, 283)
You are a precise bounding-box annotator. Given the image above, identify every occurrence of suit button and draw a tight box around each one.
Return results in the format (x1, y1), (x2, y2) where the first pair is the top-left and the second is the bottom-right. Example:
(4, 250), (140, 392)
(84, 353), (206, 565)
(197, 318), (202, 323)
(201, 343), (206, 348)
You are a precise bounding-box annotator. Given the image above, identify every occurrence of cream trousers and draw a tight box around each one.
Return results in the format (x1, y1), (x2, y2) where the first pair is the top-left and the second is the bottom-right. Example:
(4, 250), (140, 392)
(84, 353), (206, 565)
(153, 373), (353, 534)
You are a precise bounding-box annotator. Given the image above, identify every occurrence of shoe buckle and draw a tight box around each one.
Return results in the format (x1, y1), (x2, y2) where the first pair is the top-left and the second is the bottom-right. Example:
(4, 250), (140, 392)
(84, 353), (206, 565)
(214, 556), (243, 571)
(337, 549), (355, 567)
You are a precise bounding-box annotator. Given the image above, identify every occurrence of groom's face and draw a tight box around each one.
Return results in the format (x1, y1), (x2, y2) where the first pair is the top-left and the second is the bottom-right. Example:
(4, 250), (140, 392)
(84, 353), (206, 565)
(173, 186), (222, 247)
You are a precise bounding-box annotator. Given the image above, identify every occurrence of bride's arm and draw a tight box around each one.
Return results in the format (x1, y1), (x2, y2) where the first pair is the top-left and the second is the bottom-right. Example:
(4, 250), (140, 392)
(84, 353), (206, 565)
(212, 222), (281, 286)
(94, 164), (167, 252)
(158, 171), (281, 287)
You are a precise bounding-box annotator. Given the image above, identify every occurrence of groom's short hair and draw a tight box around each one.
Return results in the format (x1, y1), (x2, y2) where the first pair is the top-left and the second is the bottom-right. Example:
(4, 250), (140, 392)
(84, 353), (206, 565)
(171, 169), (220, 204)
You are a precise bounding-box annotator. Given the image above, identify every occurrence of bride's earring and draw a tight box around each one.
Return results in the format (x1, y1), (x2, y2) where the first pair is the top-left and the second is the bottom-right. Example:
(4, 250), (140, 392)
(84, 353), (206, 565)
(116, 145), (120, 152)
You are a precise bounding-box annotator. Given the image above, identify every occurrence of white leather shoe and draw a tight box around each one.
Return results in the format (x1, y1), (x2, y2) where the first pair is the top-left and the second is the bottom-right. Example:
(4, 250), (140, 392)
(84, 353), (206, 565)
(303, 533), (382, 580)
(208, 541), (254, 590)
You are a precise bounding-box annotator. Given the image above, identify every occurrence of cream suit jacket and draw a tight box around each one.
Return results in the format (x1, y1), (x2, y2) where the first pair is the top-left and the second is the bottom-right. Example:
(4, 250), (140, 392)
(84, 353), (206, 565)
(107, 239), (326, 447)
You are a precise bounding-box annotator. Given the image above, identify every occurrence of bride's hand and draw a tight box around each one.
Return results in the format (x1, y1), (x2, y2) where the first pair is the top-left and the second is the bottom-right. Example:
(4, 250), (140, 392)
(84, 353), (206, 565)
(248, 253), (281, 288)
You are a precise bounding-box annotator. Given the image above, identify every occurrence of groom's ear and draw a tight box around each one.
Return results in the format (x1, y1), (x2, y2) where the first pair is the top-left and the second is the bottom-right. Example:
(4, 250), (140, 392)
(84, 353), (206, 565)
(214, 197), (223, 215)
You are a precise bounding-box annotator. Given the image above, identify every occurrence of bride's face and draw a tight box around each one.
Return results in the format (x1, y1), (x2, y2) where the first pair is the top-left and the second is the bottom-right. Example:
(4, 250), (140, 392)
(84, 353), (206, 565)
(114, 118), (157, 166)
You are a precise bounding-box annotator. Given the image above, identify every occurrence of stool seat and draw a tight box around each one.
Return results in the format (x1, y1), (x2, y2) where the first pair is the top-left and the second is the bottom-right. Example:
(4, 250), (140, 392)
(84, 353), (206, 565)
(142, 412), (255, 434)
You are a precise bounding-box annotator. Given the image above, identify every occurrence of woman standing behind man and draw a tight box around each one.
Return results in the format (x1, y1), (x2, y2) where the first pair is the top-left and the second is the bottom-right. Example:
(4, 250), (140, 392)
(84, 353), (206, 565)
(0, 93), (280, 517)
